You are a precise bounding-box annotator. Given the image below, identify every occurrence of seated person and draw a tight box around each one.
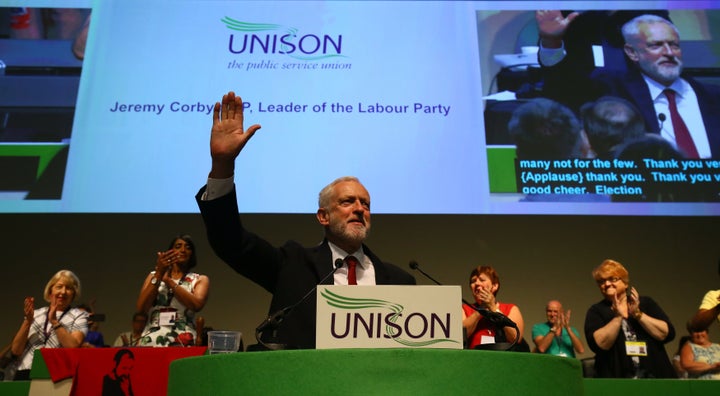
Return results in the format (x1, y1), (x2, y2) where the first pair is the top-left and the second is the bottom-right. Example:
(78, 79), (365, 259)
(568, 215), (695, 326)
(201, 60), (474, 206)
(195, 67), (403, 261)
(613, 134), (717, 202)
(579, 96), (646, 159)
(113, 312), (148, 347)
(77, 303), (105, 347)
(9, 270), (89, 380)
(532, 300), (584, 357)
(673, 335), (691, 379)
(507, 97), (608, 202)
(462, 265), (527, 351)
(680, 322), (720, 380)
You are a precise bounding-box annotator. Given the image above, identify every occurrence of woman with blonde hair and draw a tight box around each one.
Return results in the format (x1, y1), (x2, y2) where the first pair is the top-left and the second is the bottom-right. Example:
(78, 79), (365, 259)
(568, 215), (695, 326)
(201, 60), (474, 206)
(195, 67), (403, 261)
(10, 270), (89, 380)
(584, 259), (675, 378)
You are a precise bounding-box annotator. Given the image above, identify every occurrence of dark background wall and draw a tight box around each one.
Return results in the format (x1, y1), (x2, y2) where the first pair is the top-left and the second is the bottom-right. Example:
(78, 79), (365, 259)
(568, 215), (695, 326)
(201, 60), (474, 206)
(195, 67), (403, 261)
(2, 212), (717, 358)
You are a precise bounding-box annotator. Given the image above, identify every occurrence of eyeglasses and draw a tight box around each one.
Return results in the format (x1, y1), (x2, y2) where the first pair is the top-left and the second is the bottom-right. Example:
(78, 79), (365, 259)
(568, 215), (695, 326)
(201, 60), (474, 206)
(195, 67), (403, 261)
(596, 276), (621, 285)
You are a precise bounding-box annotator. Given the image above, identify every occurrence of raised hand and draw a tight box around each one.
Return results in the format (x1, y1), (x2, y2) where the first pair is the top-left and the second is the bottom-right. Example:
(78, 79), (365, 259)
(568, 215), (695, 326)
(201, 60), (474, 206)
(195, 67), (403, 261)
(476, 285), (497, 310)
(209, 91), (262, 178)
(48, 295), (59, 323)
(612, 291), (629, 319)
(627, 287), (641, 317)
(563, 309), (572, 328)
(535, 10), (580, 41)
(23, 297), (35, 322)
(155, 250), (177, 278)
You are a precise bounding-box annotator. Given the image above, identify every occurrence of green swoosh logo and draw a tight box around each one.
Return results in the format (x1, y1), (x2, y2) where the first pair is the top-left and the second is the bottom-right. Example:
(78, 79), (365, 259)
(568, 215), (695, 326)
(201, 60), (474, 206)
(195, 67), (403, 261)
(320, 288), (459, 347)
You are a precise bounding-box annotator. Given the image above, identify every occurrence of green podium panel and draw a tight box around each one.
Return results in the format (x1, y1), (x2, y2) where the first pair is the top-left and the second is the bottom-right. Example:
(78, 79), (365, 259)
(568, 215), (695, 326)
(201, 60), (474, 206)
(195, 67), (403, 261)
(0, 381), (31, 396)
(168, 349), (583, 396)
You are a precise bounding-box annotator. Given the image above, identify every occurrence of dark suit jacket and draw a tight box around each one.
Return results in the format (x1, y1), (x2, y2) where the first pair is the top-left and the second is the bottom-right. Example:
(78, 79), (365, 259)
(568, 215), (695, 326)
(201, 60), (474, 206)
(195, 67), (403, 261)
(590, 68), (720, 159)
(539, 10), (669, 112)
(196, 186), (416, 349)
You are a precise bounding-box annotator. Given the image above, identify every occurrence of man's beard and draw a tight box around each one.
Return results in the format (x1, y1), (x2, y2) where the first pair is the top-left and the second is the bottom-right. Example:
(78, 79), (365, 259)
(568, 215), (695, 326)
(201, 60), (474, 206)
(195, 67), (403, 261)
(645, 58), (682, 85)
(330, 220), (369, 246)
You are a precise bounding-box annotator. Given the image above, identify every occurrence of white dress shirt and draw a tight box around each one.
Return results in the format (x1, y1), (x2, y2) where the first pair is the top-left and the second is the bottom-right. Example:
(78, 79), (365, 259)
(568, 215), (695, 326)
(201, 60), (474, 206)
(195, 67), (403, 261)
(646, 75), (712, 158)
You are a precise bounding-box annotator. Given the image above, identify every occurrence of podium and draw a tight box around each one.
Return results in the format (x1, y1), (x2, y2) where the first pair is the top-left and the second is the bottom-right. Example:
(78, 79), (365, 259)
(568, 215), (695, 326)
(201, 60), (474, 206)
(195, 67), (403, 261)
(168, 349), (584, 395)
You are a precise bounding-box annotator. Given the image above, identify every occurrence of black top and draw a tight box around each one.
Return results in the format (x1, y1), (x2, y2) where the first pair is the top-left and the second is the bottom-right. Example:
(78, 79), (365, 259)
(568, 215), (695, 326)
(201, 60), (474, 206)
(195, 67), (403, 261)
(584, 295), (676, 378)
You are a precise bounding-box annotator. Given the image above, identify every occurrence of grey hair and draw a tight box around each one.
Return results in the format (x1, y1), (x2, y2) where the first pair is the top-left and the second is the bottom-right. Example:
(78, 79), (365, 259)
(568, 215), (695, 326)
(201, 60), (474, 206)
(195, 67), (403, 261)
(43, 269), (82, 303)
(318, 176), (361, 209)
(622, 14), (678, 44)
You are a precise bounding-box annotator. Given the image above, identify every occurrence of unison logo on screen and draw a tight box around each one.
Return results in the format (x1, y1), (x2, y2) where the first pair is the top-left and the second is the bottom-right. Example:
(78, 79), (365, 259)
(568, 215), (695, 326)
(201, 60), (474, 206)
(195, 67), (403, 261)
(222, 17), (345, 60)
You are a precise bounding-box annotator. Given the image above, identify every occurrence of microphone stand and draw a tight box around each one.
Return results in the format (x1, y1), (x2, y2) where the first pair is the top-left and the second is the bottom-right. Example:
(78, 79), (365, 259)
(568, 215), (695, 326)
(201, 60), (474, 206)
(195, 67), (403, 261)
(464, 303), (520, 352)
(409, 260), (519, 352)
(254, 259), (343, 351)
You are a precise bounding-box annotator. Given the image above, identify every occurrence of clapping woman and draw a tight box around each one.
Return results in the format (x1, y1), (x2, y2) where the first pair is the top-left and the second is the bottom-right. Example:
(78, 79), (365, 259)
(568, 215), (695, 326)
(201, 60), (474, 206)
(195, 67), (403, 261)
(584, 259), (676, 378)
(10, 270), (88, 380)
(462, 265), (527, 350)
(136, 235), (209, 346)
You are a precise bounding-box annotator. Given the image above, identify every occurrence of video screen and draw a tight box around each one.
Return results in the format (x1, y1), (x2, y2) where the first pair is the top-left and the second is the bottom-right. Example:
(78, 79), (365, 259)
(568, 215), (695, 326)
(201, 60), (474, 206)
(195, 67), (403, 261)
(1, 1), (719, 216)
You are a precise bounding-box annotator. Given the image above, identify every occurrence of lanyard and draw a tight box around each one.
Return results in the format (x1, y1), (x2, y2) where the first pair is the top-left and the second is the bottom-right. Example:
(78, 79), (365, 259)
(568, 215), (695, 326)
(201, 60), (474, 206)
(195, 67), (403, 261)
(44, 308), (69, 344)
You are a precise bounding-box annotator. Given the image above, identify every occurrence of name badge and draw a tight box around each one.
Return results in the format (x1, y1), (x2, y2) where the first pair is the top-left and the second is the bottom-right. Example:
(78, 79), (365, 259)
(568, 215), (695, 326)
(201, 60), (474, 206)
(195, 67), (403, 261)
(625, 341), (648, 356)
(159, 311), (177, 326)
(480, 335), (495, 345)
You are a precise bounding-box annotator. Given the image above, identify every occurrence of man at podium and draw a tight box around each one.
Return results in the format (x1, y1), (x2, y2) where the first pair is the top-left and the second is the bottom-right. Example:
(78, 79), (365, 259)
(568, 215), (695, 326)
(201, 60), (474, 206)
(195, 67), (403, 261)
(195, 91), (415, 349)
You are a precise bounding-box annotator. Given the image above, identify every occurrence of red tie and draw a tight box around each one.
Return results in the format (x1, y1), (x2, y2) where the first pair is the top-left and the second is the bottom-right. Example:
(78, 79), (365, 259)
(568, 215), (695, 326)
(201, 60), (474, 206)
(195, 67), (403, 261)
(346, 256), (358, 285)
(664, 89), (699, 158)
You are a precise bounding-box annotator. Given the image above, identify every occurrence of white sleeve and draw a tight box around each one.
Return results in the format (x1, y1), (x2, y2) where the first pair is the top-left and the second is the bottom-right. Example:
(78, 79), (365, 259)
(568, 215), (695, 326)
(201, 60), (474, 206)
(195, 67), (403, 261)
(201, 177), (234, 201)
(538, 41), (566, 67)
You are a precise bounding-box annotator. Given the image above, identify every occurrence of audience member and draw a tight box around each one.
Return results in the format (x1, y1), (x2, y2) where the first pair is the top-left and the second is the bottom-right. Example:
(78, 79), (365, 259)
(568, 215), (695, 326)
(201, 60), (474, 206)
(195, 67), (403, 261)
(508, 97), (592, 160)
(77, 302), (105, 348)
(462, 265), (527, 351)
(584, 259), (676, 378)
(532, 300), (584, 357)
(9, 270), (89, 380)
(113, 312), (148, 347)
(195, 91), (415, 349)
(680, 322), (720, 380)
(507, 97), (609, 202)
(673, 335), (692, 379)
(580, 96), (646, 159)
(590, 14), (720, 159)
(689, 260), (720, 331)
(614, 133), (719, 202)
(136, 234), (209, 347)
(535, 10), (669, 112)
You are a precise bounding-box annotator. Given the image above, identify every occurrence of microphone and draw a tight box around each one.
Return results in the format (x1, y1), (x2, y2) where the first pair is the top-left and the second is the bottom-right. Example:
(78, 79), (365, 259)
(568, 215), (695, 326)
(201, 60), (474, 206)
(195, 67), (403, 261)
(409, 260), (443, 286)
(255, 258), (344, 350)
(408, 260), (519, 349)
(658, 112), (666, 130)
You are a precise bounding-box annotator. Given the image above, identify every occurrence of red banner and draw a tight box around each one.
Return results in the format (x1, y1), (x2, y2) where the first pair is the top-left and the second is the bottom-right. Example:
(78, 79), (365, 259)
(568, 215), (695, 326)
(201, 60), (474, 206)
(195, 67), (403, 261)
(40, 347), (206, 396)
